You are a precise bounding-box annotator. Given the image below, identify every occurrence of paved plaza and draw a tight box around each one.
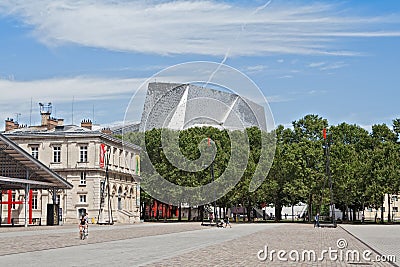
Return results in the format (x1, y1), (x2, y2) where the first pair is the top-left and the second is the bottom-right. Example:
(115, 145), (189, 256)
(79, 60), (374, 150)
(0, 222), (398, 266)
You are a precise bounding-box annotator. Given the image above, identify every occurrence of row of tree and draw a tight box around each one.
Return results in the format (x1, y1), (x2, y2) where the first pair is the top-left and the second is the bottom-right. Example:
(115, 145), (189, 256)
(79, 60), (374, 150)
(122, 114), (400, 223)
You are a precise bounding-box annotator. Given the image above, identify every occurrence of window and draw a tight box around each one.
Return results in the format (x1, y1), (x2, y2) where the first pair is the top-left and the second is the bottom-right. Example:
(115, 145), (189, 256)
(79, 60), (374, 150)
(80, 146), (88, 162)
(79, 195), (87, 203)
(31, 146), (39, 159)
(80, 172), (87, 185)
(381, 207), (385, 212)
(12, 192), (16, 209)
(32, 195), (38, 210)
(56, 195), (60, 205)
(53, 146), (61, 163)
(393, 207), (398, 212)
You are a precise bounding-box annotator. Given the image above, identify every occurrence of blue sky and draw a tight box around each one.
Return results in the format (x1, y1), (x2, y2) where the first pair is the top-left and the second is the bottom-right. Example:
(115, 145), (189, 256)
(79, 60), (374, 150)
(1, 0), (400, 131)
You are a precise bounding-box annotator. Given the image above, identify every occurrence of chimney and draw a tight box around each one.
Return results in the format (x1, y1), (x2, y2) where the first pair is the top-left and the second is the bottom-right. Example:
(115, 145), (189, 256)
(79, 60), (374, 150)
(101, 127), (112, 135)
(81, 119), (93, 130)
(47, 117), (59, 129)
(5, 118), (19, 132)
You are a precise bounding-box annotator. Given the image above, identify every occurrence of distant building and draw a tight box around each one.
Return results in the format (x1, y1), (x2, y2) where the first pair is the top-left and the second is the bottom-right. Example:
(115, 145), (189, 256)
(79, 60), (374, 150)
(3, 103), (141, 224)
(363, 194), (399, 222)
(137, 82), (267, 132)
(111, 122), (140, 135)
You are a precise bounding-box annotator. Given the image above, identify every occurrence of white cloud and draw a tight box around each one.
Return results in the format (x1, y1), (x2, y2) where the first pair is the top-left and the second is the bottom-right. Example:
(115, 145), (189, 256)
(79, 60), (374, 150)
(0, 76), (147, 127)
(243, 65), (267, 74)
(308, 61), (347, 71)
(308, 62), (326, 68)
(277, 75), (293, 79)
(267, 95), (292, 103)
(0, 1), (399, 56)
(320, 62), (347, 71)
(0, 76), (145, 103)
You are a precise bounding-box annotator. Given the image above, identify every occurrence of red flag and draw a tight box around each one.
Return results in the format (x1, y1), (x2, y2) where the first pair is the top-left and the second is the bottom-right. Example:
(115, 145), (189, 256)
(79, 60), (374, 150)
(100, 143), (106, 168)
(208, 137), (211, 146)
(323, 128), (327, 140)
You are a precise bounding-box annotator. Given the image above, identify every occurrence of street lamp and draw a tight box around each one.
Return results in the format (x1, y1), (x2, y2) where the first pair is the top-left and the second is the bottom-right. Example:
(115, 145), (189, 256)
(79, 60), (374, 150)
(323, 128), (336, 227)
(98, 146), (113, 225)
(105, 147), (113, 224)
(208, 137), (217, 223)
(211, 159), (217, 223)
(391, 195), (397, 223)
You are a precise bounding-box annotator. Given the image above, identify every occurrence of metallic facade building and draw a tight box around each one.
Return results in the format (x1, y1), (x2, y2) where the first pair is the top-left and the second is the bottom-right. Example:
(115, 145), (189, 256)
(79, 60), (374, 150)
(139, 82), (267, 132)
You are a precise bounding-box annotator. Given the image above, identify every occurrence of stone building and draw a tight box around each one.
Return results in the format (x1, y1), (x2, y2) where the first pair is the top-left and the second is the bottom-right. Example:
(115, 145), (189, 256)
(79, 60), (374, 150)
(3, 104), (141, 224)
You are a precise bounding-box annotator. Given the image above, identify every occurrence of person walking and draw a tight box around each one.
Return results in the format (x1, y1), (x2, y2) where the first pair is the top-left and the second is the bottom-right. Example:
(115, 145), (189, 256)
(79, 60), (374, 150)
(314, 213), (320, 228)
(225, 216), (232, 228)
(84, 212), (90, 233)
(79, 215), (88, 239)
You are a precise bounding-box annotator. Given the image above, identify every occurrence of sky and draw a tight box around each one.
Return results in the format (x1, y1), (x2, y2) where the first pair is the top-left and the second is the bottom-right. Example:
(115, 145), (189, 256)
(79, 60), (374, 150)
(1, 0), (400, 132)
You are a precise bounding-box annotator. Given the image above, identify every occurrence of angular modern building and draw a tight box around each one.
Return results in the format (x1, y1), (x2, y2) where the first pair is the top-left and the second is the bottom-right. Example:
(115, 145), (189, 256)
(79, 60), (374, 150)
(139, 82), (267, 132)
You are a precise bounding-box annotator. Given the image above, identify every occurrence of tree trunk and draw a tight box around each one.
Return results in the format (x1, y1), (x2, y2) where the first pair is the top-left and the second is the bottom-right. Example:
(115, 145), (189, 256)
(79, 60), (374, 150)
(156, 200), (159, 221)
(164, 203), (167, 222)
(149, 200), (153, 221)
(242, 201), (246, 222)
(188, 207), (192, 221)
(275, 199), (282, 222)
(388, 194), (391, 223)
(199, 205), (204, 223)
(247, 203), (252, 223)
(178, 204), (182, 222)
(142, 202), (146, 220)
(380, 195), (384, 224)
(292, 204), (294, 222)
(307, 194), (312, 223)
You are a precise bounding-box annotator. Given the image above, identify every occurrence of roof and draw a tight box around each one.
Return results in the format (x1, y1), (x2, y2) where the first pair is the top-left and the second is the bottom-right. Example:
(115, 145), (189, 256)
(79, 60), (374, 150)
(0, 133), (73, 190)
(5, 125), (141, 151)
(139, 82), (267, 132)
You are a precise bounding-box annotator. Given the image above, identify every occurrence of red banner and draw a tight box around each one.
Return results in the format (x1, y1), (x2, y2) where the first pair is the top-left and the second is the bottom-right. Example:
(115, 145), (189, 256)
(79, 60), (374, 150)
(323, 128), (327, 140)
(100, 143), (106, 168)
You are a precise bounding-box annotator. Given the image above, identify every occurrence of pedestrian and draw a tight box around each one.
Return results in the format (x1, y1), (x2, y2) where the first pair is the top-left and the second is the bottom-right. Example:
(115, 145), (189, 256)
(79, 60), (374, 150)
(314, 213), (320, 228)
(225, 216), (232, 228)
(84, 212), (89, 233)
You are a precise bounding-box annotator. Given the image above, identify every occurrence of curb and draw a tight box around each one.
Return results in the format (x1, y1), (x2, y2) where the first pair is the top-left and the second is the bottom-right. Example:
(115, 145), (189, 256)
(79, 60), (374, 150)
(339, 225), (398, 267)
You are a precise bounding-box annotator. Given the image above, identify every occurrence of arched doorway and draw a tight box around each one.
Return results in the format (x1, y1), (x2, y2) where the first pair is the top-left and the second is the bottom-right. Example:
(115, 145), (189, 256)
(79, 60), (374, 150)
(117, 187), (122, 210)
(78, 208), (86, 218)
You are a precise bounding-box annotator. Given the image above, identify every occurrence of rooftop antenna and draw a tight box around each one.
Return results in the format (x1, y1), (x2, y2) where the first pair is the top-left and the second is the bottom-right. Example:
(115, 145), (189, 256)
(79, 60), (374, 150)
(29, 97), (33, 126)
(15, 113), (21, 123)
(92, 104), (95, 124)
(71, 96), (74, 125)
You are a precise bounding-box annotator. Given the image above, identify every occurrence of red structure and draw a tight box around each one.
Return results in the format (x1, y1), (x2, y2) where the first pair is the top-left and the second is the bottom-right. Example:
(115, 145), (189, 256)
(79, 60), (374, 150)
(147, 200), (174, 219)
(0, 190), (33, 224)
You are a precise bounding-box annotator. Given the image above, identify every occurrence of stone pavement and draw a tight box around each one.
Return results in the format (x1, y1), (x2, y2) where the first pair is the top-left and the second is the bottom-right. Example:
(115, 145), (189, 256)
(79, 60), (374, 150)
(0, 222), (397, 266)
(148, 223), (396, 267)
(341, 224), (400, 267)
(0, 222), (202, 256)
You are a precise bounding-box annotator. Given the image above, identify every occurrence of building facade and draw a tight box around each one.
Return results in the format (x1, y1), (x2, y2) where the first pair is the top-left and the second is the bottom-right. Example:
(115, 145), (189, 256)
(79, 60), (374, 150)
(363, 194), (399, 222)
(4, 108), (141, 224)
